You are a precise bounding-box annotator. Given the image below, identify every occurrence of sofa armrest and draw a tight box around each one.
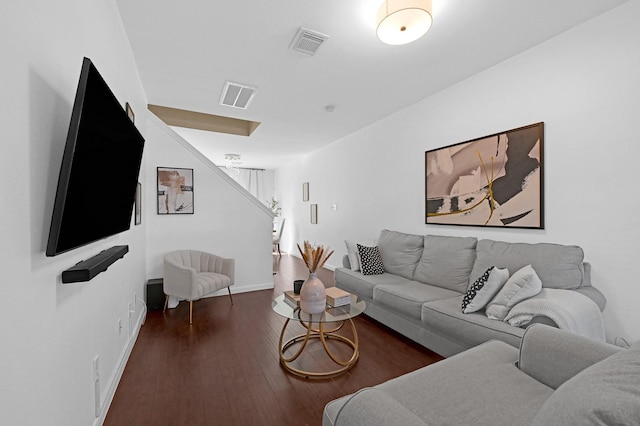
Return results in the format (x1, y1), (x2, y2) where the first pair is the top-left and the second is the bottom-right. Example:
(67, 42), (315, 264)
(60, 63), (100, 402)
(163, 257), (197, 299)
(518, 323), (623, 389)
(221, 258), (235, 285)
(332, 388), (427, 426)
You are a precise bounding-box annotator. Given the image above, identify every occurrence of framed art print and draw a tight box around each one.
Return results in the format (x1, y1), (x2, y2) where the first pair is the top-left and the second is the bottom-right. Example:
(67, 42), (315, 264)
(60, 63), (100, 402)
(425, 122), (544, 228)
(302, 182), (309, 201)
(134, 182), (141, 225)
(157, 167), (194, 214)
(126, 102), (135, 123)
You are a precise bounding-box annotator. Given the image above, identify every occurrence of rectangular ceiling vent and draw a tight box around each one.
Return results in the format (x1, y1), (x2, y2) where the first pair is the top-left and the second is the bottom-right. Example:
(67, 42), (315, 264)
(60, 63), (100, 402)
(220, 81), (257, 109)
(290, 27), (329, 56)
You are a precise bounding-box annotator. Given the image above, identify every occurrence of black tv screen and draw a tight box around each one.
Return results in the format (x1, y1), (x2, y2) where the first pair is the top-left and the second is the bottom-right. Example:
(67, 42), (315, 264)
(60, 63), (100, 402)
(46, 57), (145, 256)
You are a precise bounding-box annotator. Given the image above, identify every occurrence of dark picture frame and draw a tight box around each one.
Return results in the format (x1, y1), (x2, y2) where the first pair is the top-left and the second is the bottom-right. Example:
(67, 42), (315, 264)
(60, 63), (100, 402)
(310, 204), (318, 224)
(134, 182), (142, 225)
(425, 122), (544, 229)
(157, 167), (194, 214)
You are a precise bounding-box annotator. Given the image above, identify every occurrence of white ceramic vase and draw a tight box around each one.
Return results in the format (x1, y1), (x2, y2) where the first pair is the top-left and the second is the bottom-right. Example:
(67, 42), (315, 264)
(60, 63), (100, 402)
(299, 272), (326, 314)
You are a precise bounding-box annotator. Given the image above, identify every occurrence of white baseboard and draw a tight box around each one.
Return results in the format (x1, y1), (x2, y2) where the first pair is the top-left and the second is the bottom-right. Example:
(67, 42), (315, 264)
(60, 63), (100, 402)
(93, 305), (147, 426)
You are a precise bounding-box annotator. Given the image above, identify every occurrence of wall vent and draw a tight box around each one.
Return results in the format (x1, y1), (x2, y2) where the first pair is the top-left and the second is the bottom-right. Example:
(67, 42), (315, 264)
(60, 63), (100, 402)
(220, 81), (257, 109)
(290, 27), (329, 56)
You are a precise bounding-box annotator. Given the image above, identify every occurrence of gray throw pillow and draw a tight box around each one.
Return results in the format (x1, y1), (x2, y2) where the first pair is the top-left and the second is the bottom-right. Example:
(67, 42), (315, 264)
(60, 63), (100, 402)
(461, 266), (509, 313)
(486, 265), (542, 320)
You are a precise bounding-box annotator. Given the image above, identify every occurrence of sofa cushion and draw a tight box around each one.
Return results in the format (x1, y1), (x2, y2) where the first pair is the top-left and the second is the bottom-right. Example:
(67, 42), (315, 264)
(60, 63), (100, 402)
(485, 265), (542, 320)
(462, 266), (509, 313)
(357, 244), (385, 275)
(413, 235), (478, 293)
(375, 340), (552, 425)
(374, 282), (460, 320)
(376, 230), (424, 280)
(532, 340), (640, 425)
(334, 267), (410, 300)
(422, 296), (524, 349)
(470, 239), (586, 290)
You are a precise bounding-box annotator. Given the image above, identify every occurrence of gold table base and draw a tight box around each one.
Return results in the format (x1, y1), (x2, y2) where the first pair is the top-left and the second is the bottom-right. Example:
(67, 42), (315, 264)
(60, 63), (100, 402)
(278, 316), (359, 379)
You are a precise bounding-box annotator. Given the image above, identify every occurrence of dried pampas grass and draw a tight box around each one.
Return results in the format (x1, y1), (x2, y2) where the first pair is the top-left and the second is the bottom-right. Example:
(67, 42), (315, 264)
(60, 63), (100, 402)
(297, 241), (334, 273)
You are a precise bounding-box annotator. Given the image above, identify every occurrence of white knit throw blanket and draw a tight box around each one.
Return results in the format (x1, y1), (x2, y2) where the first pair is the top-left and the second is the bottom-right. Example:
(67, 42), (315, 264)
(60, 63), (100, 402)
(504, 288), (606, 342)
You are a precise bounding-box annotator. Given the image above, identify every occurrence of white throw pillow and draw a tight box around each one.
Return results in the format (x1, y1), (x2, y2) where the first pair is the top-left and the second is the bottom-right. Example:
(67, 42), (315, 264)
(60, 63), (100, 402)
(461, 266), (509, 313)
(344, 240), (374, 272)
(485, 264), (542, 320)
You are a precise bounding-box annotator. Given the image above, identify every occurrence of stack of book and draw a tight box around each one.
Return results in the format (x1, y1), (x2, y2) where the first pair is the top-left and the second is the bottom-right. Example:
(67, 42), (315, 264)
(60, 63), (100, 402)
(326, 287), (351, 307)
(284, 290), (300, 308)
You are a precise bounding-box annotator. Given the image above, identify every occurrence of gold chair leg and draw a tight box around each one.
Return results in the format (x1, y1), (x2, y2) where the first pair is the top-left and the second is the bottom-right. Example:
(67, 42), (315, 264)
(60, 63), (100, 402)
(163, 295), (169, 313)
(189, 301), (193, 324)
(228, 287), (234, 305)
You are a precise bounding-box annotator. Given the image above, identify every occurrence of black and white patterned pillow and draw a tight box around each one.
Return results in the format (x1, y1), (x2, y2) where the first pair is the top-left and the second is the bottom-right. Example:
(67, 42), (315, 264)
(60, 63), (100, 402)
(461, 266), (509, 313)
(357, 244), (385, 276)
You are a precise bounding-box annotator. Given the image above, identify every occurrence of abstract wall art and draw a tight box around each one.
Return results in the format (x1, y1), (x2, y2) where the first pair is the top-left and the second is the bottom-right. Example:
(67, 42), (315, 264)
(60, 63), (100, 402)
(157, 167), (194, 214)
(425, 122), (544, 228)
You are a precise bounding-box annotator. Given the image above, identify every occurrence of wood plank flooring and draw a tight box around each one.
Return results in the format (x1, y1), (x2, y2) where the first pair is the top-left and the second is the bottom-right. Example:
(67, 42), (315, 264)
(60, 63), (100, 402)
(104, 253), (443, 426)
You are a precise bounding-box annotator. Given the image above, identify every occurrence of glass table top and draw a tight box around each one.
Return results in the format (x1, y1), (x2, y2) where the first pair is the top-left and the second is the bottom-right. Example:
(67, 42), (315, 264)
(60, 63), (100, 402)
(272, 293), (366, 323)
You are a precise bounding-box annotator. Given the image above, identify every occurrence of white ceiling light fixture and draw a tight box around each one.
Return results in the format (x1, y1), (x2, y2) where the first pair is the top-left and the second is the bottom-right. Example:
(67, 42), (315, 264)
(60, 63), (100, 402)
(220, 81), (257, 109)
(376, 0), (433, 45)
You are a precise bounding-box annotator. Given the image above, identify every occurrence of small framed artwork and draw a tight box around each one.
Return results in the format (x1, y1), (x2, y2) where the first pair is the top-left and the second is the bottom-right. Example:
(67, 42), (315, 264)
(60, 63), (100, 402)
(157, 167), (194, 214)
(310, 203), (318, 224)
(425, 122), (544, 228)
(126, 102), (135, 123)
(302, 182), (309, 201)
(134, 182), (142, 225)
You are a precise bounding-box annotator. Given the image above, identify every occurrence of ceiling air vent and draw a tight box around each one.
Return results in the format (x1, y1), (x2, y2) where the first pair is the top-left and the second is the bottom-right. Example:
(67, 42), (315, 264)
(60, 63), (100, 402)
(290, 27), (329, 56)
(219, 81), (257, 109)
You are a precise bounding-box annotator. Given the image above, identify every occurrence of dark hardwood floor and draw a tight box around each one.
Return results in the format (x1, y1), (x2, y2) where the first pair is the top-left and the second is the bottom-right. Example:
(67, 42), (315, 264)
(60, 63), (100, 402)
(104, 253), (443, 426)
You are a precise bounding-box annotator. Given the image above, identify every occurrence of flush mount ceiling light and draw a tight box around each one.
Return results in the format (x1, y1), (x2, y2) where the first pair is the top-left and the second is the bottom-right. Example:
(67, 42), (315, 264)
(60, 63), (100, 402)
(376, 0), (433, 45)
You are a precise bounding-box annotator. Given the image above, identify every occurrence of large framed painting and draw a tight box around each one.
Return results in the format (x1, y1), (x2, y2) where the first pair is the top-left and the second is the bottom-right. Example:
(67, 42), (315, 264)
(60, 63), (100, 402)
(425, 122), (544, 229)
(157, 167), (194, 214)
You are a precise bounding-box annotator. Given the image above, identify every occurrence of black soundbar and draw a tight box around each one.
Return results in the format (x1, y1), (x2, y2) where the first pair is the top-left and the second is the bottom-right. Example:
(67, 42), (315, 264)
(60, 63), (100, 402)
(62, 245), (129, 283)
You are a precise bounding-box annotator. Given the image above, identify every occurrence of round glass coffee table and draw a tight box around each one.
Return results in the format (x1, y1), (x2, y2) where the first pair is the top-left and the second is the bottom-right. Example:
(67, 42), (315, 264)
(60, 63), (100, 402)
(271, 293), (366, 379)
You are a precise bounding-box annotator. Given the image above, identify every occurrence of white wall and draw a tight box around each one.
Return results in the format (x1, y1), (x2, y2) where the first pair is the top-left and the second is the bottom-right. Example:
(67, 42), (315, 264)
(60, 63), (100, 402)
(277, 1), (640, 344)
(1, 1), (274, 424)
(1, 1), (148, 425)
(144, 114), (275, 293)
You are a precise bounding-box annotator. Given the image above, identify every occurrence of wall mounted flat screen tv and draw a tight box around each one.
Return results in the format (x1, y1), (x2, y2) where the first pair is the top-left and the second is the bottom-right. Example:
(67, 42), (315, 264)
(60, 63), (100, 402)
(46, 57), (145, 256)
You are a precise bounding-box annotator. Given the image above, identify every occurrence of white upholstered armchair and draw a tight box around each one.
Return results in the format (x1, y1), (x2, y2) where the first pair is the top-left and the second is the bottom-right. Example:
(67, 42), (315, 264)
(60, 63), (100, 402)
(163, 250), (235, 324)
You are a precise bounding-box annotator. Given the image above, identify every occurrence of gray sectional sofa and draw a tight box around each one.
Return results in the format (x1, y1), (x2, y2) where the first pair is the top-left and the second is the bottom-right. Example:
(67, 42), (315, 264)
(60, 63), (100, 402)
(335, 229), (607, 357)
(323, 324), (640, 426)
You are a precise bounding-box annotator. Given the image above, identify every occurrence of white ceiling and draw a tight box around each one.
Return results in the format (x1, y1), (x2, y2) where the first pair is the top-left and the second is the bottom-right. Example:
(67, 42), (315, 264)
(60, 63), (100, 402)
(116, 0), (628, 170)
